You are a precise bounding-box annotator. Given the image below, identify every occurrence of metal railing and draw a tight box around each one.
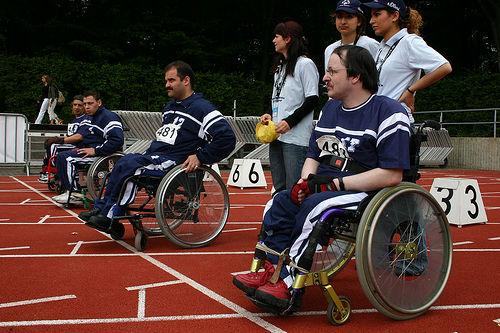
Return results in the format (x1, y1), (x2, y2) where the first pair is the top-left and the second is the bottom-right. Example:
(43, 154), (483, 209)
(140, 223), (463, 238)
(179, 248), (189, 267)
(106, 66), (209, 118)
(414, 108), (499, 138)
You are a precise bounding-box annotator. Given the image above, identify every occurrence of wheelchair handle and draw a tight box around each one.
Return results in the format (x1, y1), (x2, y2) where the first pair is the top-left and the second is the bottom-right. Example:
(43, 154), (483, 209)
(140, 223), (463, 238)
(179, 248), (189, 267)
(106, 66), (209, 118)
(418, 120), (441, 133)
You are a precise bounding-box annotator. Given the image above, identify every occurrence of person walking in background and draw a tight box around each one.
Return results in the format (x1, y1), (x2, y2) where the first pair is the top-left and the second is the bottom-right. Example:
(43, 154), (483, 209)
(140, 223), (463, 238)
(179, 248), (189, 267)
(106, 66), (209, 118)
(261, 20), (319, 193)
(364, 0), (452, 123)
(324, 0), (379, 71)
(35, 75), (63, 125)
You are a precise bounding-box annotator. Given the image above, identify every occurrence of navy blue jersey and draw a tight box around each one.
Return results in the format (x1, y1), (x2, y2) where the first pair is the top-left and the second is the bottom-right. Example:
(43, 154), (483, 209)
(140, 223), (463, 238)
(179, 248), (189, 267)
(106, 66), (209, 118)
(77, 107), (124, 156)
(308, 95), (411, 177)
(147, 93), (236, 164)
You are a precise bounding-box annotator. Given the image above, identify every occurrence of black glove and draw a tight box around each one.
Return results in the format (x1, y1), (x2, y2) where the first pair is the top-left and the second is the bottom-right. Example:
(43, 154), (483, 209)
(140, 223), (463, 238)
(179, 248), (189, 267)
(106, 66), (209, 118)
(304, 174), (338, 193)
(44, 136), (64, 149)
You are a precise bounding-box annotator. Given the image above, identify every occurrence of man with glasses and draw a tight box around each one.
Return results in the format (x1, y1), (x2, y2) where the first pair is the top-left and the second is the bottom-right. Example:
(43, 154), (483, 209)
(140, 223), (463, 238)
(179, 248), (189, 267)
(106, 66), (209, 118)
(51, 90), (124, 205)
(233, 45), (411, 312)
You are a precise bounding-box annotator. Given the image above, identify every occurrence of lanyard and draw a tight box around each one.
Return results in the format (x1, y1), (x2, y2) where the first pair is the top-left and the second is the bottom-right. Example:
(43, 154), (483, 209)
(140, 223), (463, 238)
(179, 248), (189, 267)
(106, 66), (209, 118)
(376, 37), (404, 77)
(273, 64), (287, 99)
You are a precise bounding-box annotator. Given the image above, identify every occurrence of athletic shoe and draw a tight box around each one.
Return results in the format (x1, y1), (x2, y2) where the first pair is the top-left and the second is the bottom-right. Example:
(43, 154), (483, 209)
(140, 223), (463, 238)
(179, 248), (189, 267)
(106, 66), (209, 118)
(52, 191), (70, 202)
(86, 214), (113, 231)
(254, 279), (291, 309)
(54, 193), (83, 205)
(79, 208), (101, 222)
(38, 173), (48, 183)
(232, 260), (275, 296)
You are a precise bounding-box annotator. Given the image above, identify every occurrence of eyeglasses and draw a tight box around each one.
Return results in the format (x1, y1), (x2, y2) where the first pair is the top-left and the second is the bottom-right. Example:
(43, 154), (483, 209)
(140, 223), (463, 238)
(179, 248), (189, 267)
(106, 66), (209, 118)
(325, 67), (349, 77)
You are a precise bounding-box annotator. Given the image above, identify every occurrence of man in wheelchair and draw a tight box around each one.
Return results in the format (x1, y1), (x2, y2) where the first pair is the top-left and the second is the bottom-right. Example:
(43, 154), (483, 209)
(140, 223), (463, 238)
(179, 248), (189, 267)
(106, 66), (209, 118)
(233, 45), (412, 312)
(39, 95), (89, 184)
(51, 90), (124, 205)
(79, 60), (236, 236)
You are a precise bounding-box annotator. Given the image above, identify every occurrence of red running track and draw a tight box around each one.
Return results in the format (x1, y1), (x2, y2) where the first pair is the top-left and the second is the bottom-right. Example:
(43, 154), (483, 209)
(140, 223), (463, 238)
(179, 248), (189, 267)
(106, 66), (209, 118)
(0, 169), (499, 332)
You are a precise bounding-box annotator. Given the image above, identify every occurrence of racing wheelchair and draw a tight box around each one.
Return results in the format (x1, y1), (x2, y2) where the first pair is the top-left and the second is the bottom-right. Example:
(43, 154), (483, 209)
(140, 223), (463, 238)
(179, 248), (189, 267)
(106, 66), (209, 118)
(85, 155), (230, 251)
(245, 121), (453, 325)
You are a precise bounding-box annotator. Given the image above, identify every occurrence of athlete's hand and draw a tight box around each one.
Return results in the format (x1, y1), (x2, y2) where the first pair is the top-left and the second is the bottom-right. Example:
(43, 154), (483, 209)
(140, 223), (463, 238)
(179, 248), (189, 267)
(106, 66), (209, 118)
(290, 179), (309, 205)
(44, 136), (64, 148)
(77, 147), (96, 158)
(183, 154), (201, 173)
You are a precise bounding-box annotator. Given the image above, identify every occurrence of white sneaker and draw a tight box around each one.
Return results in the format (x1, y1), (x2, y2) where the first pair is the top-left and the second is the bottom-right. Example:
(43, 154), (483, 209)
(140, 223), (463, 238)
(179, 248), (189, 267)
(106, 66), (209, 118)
(52, 191), (70, 202)
(71, 191), (85, 199)
(38, 173), (48, 183)
(67, 195), (84, 205)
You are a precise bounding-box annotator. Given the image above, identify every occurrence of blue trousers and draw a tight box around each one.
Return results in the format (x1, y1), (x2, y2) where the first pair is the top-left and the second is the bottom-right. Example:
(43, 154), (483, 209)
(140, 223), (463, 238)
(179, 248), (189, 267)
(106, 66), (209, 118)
(93, 153), (176, 218)
(56, 149), (96, 191)
(260, 189), (367, 287)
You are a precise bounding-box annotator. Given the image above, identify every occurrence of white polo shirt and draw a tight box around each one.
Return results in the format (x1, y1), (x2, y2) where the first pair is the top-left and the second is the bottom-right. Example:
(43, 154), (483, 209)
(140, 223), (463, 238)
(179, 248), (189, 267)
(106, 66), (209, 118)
(324, 35), (380, 71)
(272, 56), (319, 147)
(375, 28), (449, 119)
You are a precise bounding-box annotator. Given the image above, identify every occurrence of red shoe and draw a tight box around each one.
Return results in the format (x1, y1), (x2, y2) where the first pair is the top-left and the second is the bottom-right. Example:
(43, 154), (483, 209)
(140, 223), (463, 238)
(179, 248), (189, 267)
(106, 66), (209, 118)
(254, 278), (291, 309)
(232, 260), (274, 296)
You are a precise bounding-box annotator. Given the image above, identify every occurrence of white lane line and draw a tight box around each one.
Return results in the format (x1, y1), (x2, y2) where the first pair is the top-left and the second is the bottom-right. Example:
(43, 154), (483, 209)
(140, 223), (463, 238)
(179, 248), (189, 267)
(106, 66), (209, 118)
(0, 251), (254, 258)
(5, 247), (500, 259)
(68, 239), (115, 245)
(126, 280), (184, 291)
(113, 240), (285, 333)
(70, 241), (83, 255)
(493, 318), (500, 326)
(10, 177), (82, 219)
(20, 199), (30, 204)
(453, 241), (474, 246)
(486, 207), (500, 210)
(0, 223), (82, 225)
(0, 246), (30, 251)
(0, 295), (76, 309)
(137, 289), (146, 319)
(488, 237), (500, 241)
(0, 203), (56, 206)
(0, 218), (10, 221)
(2, 302), (500, 327)
(38, 215), (50, 224)
(222, 228), (257, 233)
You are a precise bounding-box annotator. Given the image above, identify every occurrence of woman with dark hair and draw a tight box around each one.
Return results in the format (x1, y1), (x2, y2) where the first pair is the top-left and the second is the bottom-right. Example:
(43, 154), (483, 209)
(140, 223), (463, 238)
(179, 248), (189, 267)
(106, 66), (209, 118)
(260, 20), (319, 193)
(35, 75), (63, 124)
(364, 0), (452, 122)
(324, 0), (379, 71)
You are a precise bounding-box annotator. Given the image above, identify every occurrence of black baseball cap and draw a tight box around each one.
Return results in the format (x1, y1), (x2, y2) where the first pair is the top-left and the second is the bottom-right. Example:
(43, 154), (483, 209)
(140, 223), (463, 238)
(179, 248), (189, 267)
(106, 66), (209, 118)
(363, 0), (407, 17)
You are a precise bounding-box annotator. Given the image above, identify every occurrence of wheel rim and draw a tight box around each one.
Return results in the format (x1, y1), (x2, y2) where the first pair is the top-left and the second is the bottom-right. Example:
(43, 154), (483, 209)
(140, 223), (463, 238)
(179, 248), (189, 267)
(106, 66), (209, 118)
(358, 184), (452, 318)
(86, 153), (124, 199)
(312, 238), (355, 277)
(155, 165), (229, 248)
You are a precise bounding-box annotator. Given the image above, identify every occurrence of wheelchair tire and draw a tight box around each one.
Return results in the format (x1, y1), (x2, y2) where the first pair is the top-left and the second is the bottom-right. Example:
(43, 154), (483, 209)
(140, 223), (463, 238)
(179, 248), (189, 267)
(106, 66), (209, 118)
(327, 296), (351, 325)
(86, 153), (124, 200)
(355, 182), (452, 320)
(155, 165), (230, 248)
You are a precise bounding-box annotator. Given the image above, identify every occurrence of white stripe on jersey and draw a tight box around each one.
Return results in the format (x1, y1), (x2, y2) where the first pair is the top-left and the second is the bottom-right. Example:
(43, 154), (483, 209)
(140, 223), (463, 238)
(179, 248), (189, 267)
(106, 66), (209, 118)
(164, 110), (203, 126)
(377, 124), (411, 146)
(103, 121), (123, 135)
(315, 125), (377, 139)
(377, 112), (410, 136)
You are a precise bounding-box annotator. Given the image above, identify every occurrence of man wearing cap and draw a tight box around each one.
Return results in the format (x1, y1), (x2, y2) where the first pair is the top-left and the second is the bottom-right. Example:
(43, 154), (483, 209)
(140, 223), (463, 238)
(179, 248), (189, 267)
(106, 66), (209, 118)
(363, 0), (452, 120)
(324, 0), (379, 71)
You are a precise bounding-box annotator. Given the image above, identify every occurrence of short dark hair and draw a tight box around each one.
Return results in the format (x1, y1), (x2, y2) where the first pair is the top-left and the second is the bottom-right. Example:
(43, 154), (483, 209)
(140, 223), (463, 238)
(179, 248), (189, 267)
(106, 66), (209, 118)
(73, 94), (84, 102)
(83, 90), (101, 101)
(164, 60), (195, 88)
(333, 45), (378, 94)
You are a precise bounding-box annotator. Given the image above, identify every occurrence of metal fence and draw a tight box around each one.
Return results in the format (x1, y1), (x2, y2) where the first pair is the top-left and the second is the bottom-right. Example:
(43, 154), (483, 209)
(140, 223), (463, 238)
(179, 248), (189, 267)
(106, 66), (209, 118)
(414, 108), (499, 138)
(0, 113), (28, 171)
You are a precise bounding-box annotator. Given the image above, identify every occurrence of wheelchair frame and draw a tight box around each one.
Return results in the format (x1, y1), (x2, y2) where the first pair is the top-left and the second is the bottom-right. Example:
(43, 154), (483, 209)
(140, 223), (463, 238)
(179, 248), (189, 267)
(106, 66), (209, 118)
(87, 160), (230, 251)
(245, 121), (453, 325)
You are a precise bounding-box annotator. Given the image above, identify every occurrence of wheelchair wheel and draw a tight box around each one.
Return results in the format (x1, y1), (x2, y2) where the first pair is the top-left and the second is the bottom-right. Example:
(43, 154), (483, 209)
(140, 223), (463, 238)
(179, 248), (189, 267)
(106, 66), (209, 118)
(155, 165), (229, 248)
(327, 296), (351, 325)
(355, 182), (452, 320)
(311, 237), (355, 278)
(86, 153), (124, 199)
